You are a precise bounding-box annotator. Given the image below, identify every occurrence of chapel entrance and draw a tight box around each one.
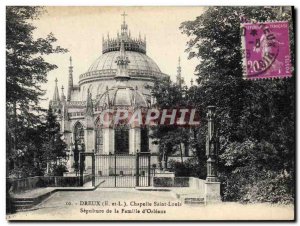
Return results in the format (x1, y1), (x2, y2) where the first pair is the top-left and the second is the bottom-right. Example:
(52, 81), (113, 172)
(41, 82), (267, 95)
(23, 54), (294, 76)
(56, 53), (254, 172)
(114, 127), (129, 154)
(80, 152), (152, 188)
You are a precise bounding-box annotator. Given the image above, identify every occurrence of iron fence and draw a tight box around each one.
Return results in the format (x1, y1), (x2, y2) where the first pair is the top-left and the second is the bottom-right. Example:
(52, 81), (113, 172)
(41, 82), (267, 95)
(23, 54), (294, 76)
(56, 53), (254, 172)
(91, 153), (152, 188)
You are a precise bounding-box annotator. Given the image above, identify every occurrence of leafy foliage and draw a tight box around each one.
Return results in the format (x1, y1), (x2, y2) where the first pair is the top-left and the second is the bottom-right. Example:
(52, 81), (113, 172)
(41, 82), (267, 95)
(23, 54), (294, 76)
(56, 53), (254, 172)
(41, 108), (68, 175)
(6, 6), (68, 177)
(8, 108), (67, 178)
(6, 7), (67, 110)
(168, 158), (205, 178)
(180, 6), (295, 203)
(149, 77), (193, 168)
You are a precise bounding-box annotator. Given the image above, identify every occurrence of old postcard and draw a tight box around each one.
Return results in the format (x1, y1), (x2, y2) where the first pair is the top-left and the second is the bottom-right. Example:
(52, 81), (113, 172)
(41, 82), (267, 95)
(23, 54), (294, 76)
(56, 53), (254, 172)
(6, 6), (295, 221)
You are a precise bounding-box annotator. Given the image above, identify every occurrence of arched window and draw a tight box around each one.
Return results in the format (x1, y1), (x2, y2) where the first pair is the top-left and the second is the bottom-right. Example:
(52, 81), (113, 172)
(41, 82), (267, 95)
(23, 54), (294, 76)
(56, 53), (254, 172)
(141, 127), (149, 152)
(115, 126), (129, 154)
(95, 127), (103, 153)
(74, 122), (84, 145)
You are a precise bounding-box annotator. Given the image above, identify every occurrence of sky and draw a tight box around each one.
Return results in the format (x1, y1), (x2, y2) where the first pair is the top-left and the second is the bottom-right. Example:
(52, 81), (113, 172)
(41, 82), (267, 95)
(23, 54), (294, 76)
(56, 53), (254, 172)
(32, 6), (205, 108)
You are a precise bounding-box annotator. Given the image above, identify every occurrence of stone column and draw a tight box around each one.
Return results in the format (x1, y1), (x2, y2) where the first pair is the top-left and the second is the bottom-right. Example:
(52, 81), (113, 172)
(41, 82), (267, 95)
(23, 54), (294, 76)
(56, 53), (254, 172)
(129, 127), (141, 154)
(84, 128), (94, 171)
(103, 127), (114, 154)
(205, 106), (221, 203)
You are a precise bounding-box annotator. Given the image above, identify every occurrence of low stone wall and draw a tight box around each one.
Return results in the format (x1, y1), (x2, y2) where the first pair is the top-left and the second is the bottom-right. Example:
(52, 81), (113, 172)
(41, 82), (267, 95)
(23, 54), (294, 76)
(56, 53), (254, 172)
(189, 177), (206, 191)
(153, 176), (205, 189)
(8, 174), (93, 193)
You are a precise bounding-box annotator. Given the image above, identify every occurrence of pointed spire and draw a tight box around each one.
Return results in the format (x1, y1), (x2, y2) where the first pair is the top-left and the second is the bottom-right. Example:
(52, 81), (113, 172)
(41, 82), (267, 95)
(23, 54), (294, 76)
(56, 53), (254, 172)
(61, 85), (66, 101)
(121, 11), (128, 36)
(67, 56), (73, 101)
(139, 32), (141, 40)
(176, 57), (182, 87)
(53, 78), (60, 101)
(86, 89), (93, 116)
(115, 40), (130, 81)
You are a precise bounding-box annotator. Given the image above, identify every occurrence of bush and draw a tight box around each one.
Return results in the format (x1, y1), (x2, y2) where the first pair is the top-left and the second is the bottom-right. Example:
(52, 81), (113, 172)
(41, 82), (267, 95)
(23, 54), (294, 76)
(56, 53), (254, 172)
(243, 171), (294, 204)
(51, 165), (68, 176)
(220, 140), (294, 204)
(168, 160), (190, 177)
(168, 158), (205, 178)
(153, 177), (174, 187)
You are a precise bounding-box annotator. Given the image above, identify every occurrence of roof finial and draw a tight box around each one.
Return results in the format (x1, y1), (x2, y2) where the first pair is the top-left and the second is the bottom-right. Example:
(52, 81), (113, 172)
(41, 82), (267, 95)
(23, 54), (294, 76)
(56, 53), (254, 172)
(121, 11), (128, 24)
(68, 57), (73, 101)
(61, 85), (66, 100)
(53, 78), (60, 101)
(176, 57), (182, 88)
(120, 12), (128, 36)
(115, 40), (130, 81)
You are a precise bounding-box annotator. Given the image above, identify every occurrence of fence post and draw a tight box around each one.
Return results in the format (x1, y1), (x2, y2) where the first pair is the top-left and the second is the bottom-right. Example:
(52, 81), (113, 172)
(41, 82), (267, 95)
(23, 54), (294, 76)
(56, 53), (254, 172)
(79, 153), (84, 186)
(136, 152), (139, 187)
(148, 153), (151, 186)
(92, 153), (95, 187)
(114, 154), (117, 187)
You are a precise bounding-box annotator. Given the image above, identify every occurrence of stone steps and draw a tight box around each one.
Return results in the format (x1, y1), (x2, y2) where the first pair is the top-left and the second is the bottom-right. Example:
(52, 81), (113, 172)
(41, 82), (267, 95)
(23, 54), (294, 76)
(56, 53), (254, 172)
(12, 198), (37, 210)
(10, 181), (100, 211)
(11, 191), (55, 211)
(176, 192), (205, 205)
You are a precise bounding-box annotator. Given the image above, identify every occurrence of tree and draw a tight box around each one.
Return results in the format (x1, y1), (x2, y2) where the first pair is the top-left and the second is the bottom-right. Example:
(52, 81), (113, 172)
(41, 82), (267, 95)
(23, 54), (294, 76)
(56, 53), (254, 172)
(180, 6), (295, 203)
(41, 107), (67, 175)
(6, 6), (68, 175)
(149, 77), (193, 169)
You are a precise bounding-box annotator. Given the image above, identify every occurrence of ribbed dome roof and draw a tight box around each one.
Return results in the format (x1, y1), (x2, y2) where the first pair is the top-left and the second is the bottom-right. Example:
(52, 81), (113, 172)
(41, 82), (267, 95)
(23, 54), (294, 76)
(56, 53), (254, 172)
(88, 51), (161, 74)
(96, 85), (148, 108)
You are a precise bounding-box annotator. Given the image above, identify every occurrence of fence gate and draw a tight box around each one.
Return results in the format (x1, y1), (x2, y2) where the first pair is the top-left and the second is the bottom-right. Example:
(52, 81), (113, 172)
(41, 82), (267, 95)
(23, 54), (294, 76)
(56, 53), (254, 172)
(93, 153), (152, 188)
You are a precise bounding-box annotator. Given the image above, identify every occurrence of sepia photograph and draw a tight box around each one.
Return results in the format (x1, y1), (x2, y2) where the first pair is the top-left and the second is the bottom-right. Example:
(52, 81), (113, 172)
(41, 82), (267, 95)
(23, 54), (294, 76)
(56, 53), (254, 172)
(5, 5), (295, 221)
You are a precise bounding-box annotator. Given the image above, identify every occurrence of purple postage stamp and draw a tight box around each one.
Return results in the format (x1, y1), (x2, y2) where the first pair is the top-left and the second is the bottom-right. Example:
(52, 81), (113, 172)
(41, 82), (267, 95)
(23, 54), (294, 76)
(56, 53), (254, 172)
(241, 21), (292, 80)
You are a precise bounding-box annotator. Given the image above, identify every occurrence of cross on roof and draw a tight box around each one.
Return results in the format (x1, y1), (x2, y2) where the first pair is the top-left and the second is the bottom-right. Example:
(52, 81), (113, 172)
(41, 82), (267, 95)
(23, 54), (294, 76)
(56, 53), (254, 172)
(121, 12), (128, 23)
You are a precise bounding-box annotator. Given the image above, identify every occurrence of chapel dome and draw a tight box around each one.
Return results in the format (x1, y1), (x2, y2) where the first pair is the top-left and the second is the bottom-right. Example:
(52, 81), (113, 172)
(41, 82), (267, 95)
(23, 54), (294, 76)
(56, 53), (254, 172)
(96, 85), (148, 108)
(87, 51), (161, 75)
(79, 18), (168, 84)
